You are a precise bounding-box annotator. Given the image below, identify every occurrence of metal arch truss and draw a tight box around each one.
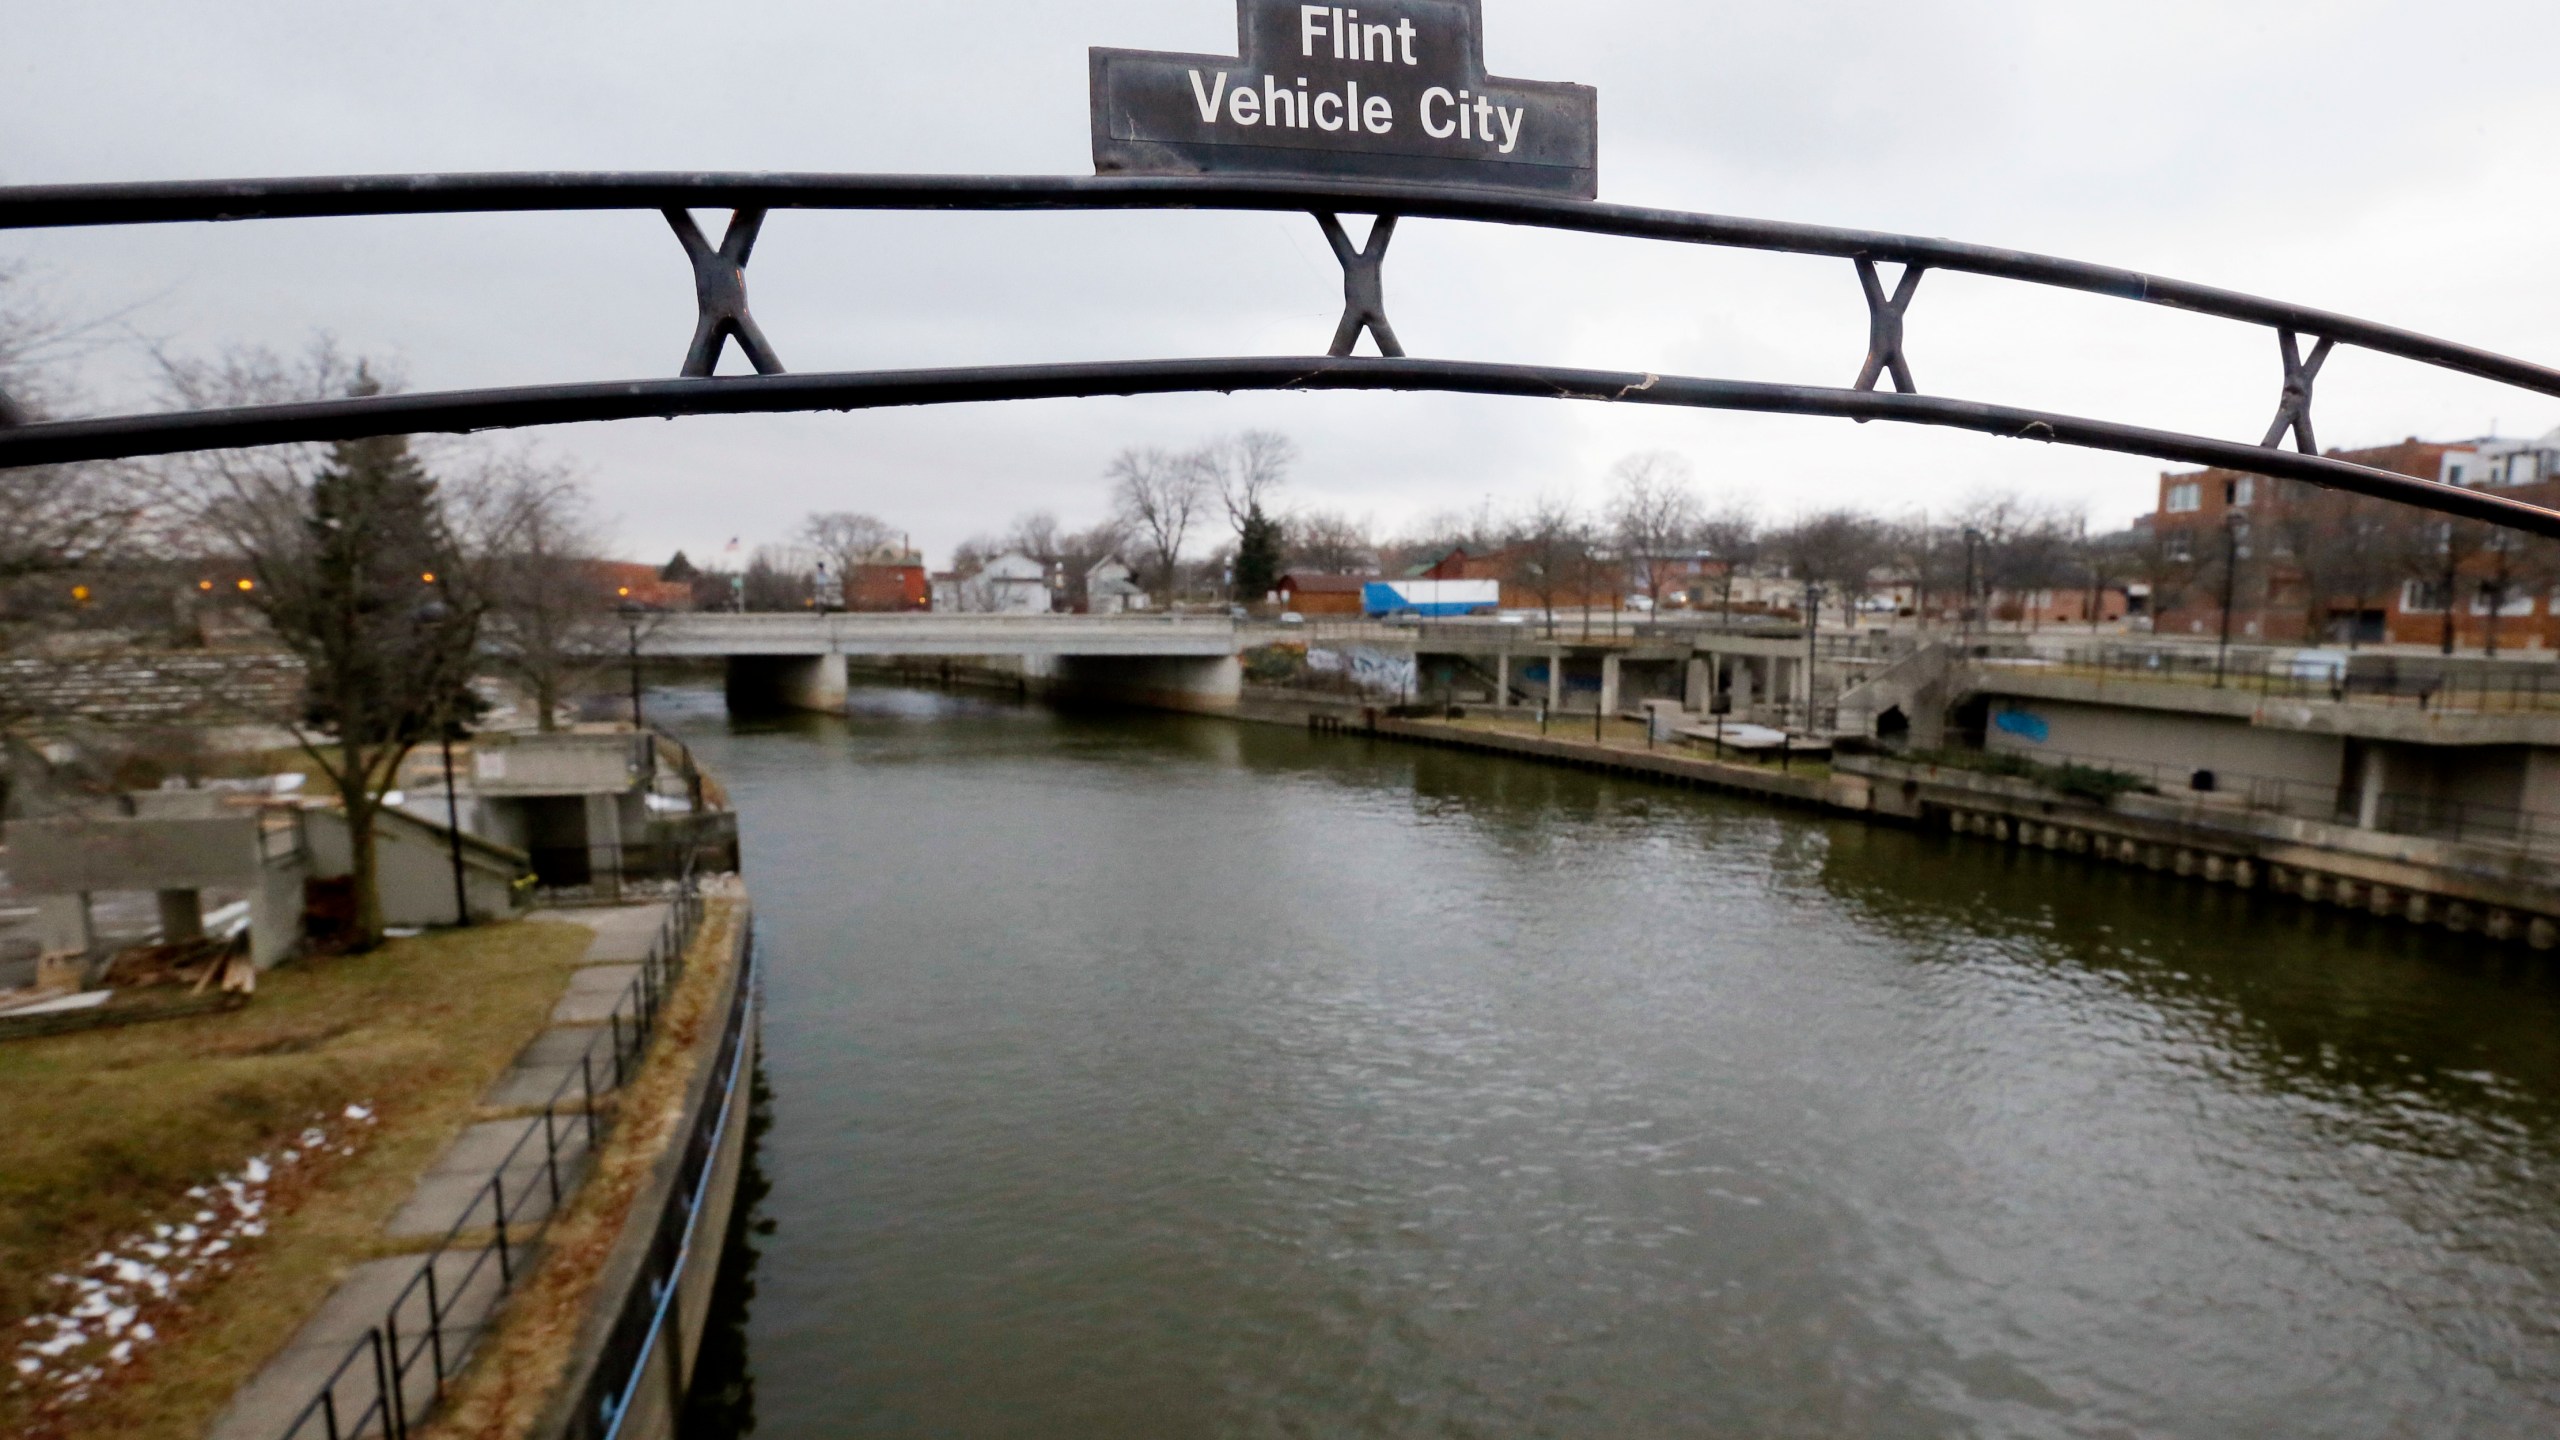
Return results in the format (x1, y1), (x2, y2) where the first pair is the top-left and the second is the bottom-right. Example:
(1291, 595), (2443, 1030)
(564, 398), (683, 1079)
(1853, 259), (1924, 396)
(2262, 329), (2335, 454)
(3, 171), (2558, 539)
(665, 207), (783, 378)
(1315, 212), (1403, 358)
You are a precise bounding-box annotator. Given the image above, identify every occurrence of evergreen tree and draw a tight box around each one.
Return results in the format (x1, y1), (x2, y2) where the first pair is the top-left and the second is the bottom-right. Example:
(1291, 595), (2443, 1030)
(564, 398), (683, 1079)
(1234, 501), (1284, 603)
(252, 410), (484, 947)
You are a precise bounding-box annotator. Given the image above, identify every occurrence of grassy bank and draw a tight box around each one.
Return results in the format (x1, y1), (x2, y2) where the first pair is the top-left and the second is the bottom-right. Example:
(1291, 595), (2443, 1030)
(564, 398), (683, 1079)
(0, 920), (593, 1440)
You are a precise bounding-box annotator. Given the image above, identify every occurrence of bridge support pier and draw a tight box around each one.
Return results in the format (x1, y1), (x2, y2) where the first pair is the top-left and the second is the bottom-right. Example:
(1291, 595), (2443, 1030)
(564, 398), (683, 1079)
(1044, 654), (1241, 715)
(723, 654), (847, 715)
(780, 654), (848, 713)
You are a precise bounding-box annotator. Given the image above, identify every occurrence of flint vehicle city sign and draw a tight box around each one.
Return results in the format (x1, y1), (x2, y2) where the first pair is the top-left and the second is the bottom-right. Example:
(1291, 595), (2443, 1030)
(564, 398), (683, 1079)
(1091, 0), (1599, 199)
(5, 6), (2560, 545)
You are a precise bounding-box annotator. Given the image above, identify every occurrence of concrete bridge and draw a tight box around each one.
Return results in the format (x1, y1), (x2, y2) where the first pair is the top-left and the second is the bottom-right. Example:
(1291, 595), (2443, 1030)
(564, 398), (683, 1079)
(641, 612), (1245, 713)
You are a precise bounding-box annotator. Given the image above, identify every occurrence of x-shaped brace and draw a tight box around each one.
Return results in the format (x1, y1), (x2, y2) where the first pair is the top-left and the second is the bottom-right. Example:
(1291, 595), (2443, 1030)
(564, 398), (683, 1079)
(1316, 213), (1405, 358)
(1853, 259), (1925, 395)
(2259, 329), (2334, 453)
(666, 208), (785, 378)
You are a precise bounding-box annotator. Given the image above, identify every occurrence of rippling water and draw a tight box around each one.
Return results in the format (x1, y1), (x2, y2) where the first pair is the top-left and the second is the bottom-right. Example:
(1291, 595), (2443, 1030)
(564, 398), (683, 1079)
(663, 685), (2560, 1438)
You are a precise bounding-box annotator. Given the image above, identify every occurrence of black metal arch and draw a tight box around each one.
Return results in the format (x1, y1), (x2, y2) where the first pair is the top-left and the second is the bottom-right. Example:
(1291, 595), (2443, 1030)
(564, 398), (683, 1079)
(2, 170), (2556, 538)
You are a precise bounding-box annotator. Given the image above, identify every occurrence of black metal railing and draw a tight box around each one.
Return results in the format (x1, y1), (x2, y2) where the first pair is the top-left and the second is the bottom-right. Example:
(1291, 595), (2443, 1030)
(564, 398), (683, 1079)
(274, 875), (707, 1440)
(567, 920), (759, 1440)
(5, 173), (2560, 541)
(2016, 645), (2560, 714)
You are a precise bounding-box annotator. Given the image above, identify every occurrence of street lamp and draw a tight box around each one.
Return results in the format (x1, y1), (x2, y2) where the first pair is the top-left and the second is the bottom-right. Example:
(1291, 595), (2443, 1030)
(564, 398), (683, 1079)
(1804, 581), (1827, 732)
(1960, 527), (1983, 646)
(416, 595), (472, 928)
(621, 601), (647, 730)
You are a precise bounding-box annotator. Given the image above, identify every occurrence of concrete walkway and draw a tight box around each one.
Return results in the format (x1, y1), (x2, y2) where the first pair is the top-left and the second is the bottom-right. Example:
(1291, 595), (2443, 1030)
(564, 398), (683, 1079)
(210, 902), (670, 1440)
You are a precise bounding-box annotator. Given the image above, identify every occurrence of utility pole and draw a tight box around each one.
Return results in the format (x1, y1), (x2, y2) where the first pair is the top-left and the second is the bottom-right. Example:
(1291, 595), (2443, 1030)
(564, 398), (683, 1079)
(2216, 512), (2245, 687)
(440, 727), (470, 927)
(2441, 523), (2460, 657)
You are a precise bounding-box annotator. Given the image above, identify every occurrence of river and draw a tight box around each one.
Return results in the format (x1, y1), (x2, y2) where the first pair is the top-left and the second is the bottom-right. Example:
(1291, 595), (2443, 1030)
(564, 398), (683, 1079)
(658, 683), (2560, 1439)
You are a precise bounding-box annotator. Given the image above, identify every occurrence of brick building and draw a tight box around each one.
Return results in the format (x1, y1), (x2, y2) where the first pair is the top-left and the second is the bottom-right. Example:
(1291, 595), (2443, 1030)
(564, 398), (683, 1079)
(1415, 546), (1625, 612)
(591, 560), (694, 611)
(2148, 434), (2560, 651)
(845, 559), (929, 612)
(1274, 573), (1373, 616)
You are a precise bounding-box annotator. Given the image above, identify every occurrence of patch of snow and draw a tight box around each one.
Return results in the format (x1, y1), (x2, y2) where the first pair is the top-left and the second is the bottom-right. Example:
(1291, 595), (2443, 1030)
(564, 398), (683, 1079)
(13, 1098), (381, 1408)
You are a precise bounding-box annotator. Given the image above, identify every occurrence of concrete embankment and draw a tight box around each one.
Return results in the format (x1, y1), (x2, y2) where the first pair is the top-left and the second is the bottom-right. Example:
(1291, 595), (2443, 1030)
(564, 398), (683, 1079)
(1231, 690), (2560, 951)
(1854, 755), (2560, 950)
(1235, 687), (1858, 813)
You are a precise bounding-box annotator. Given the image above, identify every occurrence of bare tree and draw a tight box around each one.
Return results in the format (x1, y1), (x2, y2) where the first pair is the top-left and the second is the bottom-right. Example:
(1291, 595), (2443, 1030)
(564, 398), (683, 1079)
(740, 549), (810, 611)
(1606, 451), (1702, 607)
(1200, 430), (1298, 535)
(479, 462), (622, 732)
(1286, 510), (1376, 574)
(1110, 446), (1208, 603)
(2471, 527), (2560, 657)
(1029, 516), (1131, 611)
(1381, 501), (1505, 575)
(2396, 513), (2493, 656)
(2131, 518), (2202, 636)
(1693, 503), (1762, 626)
(945, 532), (1006, 582)
(1953, 493), (2078, 628)
(2320, 495), (2409, 648)
(801, 511), (901, 581)
(2073, 524), (2142, 633)
(1773, 510), (1892, 628)
(2265, 482), (2402, 646)
(1506, 496), (1591, 635)
(1891, 515), (1966, 629)
(0, 269), (151, 589)
(1004, 512), (1064, 569)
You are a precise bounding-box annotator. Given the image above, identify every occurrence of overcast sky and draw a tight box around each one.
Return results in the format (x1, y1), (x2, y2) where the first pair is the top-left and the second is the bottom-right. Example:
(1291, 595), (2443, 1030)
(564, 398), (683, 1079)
(7, 0), (2559, 567)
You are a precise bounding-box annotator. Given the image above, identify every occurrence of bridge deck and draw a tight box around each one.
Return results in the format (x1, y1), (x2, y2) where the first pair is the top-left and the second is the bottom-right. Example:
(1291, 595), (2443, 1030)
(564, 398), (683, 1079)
(642, 613), (1240, 658)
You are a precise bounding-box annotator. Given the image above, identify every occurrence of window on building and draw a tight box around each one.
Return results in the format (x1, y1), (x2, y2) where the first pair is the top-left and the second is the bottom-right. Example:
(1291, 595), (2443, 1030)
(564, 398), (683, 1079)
(2166, 534), (2193, 563)
(2472, 587), (2538, 618)
(2232, 476), (2256, 507)
(2166, 482), (2202, 514)
(2448, 464), (2467, 486)
(2402, 580), (2451, 614)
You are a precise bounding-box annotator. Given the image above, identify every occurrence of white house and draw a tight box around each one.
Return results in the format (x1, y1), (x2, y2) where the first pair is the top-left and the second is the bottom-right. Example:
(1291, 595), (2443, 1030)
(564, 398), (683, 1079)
(933, 553), (1054, 614)
(2443, 428), (2560, 490)
(1085, 558), (1148, 615)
